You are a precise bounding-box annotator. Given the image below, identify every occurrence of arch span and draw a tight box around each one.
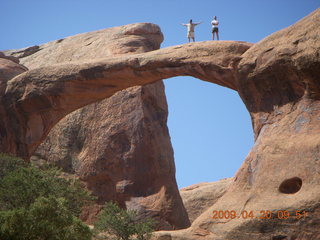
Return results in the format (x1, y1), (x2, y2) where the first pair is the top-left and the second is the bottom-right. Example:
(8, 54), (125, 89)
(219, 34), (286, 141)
(1, 9), (320, 239)
(1, 41), (251, 159)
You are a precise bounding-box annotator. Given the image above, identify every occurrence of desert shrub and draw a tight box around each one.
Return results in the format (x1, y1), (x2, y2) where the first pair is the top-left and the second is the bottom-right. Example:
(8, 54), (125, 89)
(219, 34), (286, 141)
(0, 153), (93, 240)
(0, 196), (92, 240)
(0, 153), (27, 178)
(0, 157), (92, 215)
(134, 219), (155, 240)
(94, 202), (155, 240)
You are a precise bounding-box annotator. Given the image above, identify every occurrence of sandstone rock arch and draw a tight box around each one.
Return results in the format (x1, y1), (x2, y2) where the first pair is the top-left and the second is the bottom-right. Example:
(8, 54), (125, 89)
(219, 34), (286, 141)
(154, 9), (320, 239)
(1, 40), (251, 159)
(0, 25), (252, 230)
(1, 8), (320, 239)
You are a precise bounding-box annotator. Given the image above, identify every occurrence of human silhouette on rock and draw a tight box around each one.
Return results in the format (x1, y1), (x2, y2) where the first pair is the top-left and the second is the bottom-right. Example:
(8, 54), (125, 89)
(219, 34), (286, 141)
(211, 16), (219, 40)
(181, 19), (202, 42)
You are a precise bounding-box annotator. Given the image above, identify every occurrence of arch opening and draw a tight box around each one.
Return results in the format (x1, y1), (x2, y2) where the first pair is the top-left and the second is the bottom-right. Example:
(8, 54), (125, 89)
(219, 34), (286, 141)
(164, 76), (254, 188)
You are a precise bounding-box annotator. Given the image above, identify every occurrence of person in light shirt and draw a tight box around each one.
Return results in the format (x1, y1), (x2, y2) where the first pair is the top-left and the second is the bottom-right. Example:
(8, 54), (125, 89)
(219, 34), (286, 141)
(181, 19), (202, 42)
(211, 16), (219, 40)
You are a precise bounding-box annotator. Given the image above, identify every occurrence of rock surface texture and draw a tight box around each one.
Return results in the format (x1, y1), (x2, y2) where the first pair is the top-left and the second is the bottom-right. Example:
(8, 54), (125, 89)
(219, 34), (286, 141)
(2, 39), (252, 159)
(2, 8), (319, 239)
(153, 9), (320, 240)
(180, 178), (232, 223)
(0, 53), (29, 159)
(4, 23), (190, 230)
(0, 54), (27, 94)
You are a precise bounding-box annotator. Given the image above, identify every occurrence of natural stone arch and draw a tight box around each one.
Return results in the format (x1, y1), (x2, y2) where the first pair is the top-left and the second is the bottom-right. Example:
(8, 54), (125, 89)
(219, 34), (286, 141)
(0, 8), (319, 239)
(1, 41), (251, 159)
(154, 9), (320, 239)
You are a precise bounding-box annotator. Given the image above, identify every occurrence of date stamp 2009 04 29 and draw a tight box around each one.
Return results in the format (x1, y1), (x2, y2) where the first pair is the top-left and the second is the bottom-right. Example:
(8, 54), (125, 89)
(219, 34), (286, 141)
(212, 210), (309, 220)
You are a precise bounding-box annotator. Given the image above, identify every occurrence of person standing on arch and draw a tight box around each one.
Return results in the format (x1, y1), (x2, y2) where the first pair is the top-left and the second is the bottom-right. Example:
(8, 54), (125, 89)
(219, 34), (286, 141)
(211, 16), (219, 40)
(181, 19), (202, 42)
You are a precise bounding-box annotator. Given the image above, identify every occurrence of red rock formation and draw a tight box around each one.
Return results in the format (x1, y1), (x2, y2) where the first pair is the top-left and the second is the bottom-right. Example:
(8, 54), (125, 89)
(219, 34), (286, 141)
(2, 38), (250, 232)
(0, 54), (28, 158)
(3, 8), (318, 239)
(0, 54), (27, 94)
(2, 22), (250, 231)
(4, 23), (190, 229)
(153, 9), (320, 240)
(2, 40), (251, 159)
(180, 178), (233, 223)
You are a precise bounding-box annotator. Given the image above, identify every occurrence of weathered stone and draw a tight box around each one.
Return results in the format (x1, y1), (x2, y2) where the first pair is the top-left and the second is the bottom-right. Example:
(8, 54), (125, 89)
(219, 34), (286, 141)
(5, 23), (190, 229)
(0, 51), (20, 64)
(0, 58), (27, 94)
(3, 8), (319, 239)
(1, 34), (250, 231)
(2, 39), (251, 161)
(180, 178), (233, 223)
(0, 55), (28, 157)
(152, 9), (320, 240)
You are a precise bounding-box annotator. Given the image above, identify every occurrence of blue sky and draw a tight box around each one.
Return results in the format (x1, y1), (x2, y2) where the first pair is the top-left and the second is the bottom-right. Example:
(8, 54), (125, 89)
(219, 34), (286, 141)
(1, 1), (318, 188)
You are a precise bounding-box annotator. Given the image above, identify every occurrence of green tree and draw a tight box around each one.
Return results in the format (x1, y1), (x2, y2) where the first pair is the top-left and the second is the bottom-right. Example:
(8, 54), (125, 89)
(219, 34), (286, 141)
(0, 153), (93, 240)
(0, 160), (92, 215)
(0, 196), (92, 240)
(94, 202), (155, 240)
(134, 219), (155, 240)
(0, 153), (27, 178)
